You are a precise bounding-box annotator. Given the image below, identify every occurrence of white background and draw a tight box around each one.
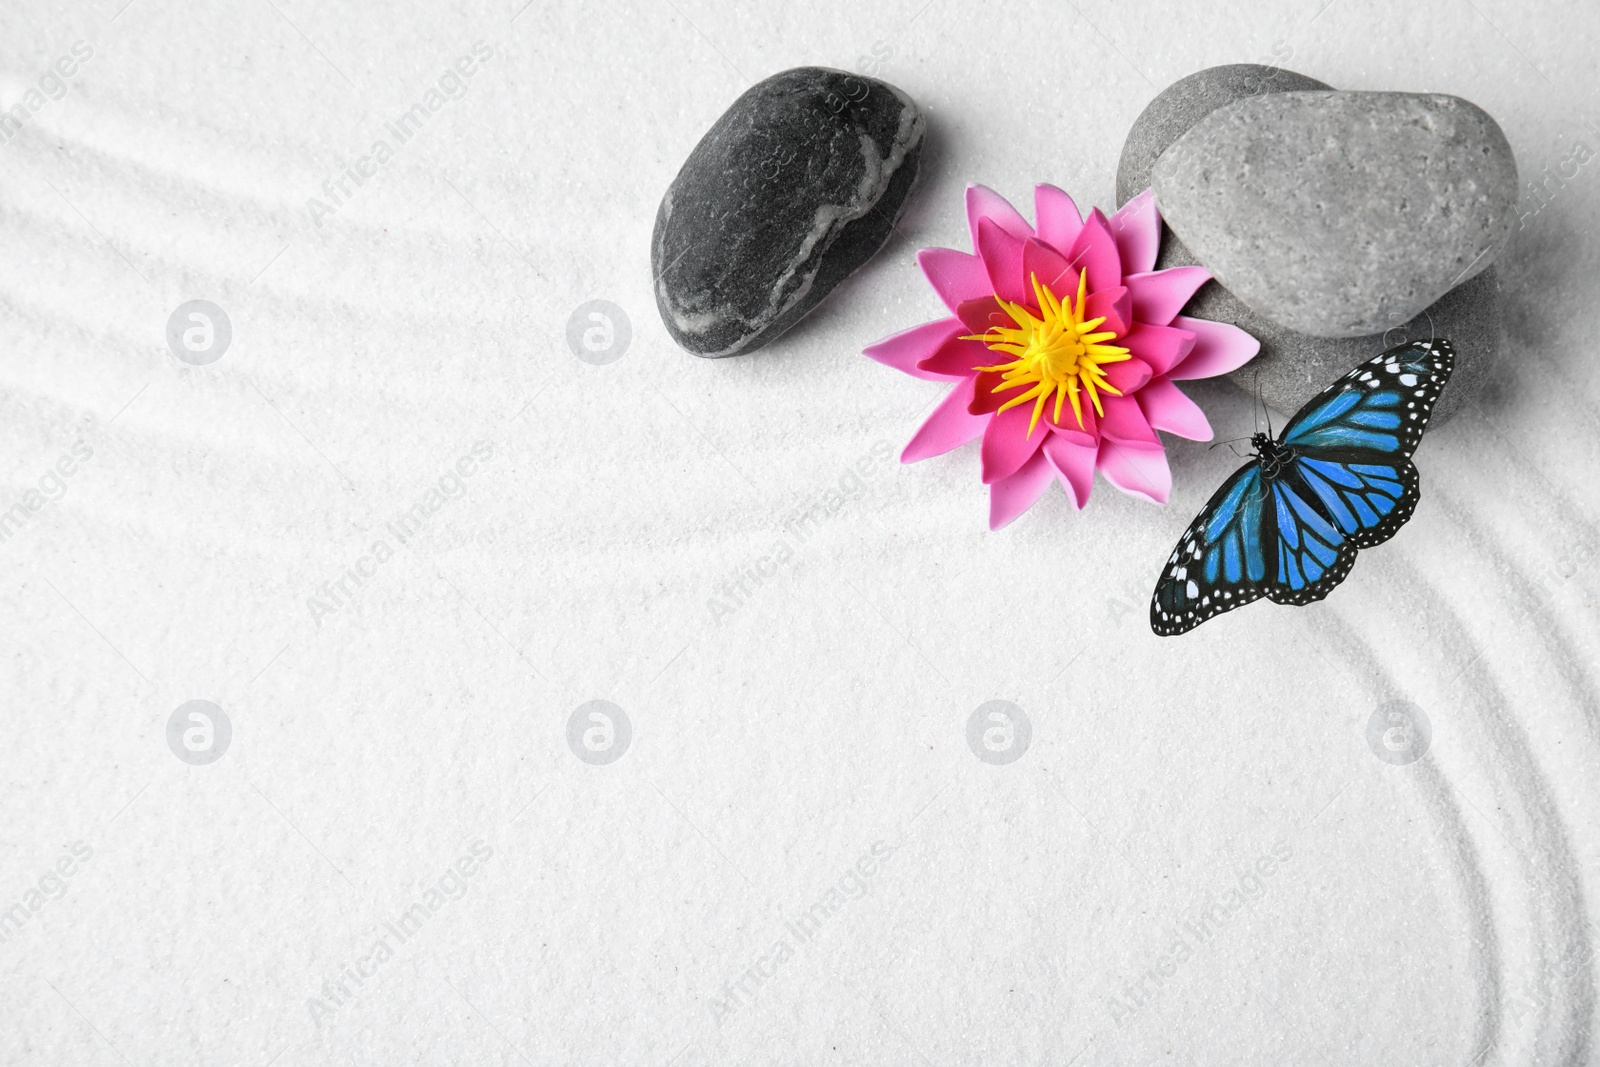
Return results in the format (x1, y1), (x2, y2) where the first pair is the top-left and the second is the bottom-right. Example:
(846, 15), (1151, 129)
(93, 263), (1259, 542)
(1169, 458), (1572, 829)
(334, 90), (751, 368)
(3, 0), (1598, 1063)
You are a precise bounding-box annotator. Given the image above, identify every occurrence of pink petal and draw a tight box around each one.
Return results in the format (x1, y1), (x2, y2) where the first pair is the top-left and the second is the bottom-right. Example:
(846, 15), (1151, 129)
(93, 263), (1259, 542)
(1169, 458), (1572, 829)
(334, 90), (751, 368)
(977, 218), (1028, 307)
(1034, 184), (1084, 253)
(1168, 315), (1261, 380)
(988, 449), (1056, 530)
(863, 319), (966, 381)
(902, 378), (986, 463)
(1097, 393), (1160, 444)
(1042, 433), (1096, 508)
(1100, 355), (1152, 394)
(981, 401), (1047, 484)
(967, 184), (1033, 250)
(918, 248), (992, 314)
(1084, 286), (1132, 337)
(1124, 267), (1211, 328)
(1121, 322), (1197, 376)
(956, 295), (1008, 335)
(1064, 210), (1122, 297)
(1137, 376), (1213, 441)
(1108, 189), (1161, 275)
(918, 335), (993, 377)
(969, 370), (1010, 416)
(1021, 238), (1076, 297)
(1097, 440), (1171, 504)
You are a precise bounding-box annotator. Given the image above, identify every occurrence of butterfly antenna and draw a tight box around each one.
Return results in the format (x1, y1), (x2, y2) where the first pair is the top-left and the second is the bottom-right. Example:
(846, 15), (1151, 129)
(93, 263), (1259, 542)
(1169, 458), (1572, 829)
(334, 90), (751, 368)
(1209, 436), (1251, 458)
(1256, 370), (1273, 439)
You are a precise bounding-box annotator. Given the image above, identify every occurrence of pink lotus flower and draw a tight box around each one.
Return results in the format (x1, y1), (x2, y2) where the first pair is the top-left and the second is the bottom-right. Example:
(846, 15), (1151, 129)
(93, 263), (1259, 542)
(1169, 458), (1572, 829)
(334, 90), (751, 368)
(863, 185), (1260, 529)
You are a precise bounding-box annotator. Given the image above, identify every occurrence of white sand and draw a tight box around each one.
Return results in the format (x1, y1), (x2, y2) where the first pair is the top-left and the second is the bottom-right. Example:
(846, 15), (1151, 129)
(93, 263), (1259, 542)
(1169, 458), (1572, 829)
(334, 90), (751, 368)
(2, 0), (1598, 1063)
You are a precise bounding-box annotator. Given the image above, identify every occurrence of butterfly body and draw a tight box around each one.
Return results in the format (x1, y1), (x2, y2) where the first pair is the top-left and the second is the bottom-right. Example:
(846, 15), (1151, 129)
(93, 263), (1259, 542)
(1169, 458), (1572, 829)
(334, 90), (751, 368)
(1250, 432), (1295, 480)
(1151, 340), (1454, 636)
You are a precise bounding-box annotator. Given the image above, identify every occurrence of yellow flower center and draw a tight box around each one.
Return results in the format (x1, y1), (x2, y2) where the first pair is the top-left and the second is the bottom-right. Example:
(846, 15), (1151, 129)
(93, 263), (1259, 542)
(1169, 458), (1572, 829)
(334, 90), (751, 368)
(963, 271), (1132, 436)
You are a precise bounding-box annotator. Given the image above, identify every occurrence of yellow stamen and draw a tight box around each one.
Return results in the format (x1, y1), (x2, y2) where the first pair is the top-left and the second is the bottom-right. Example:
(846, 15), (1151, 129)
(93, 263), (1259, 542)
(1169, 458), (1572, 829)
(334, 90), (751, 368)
(963, 271), (1131, 436)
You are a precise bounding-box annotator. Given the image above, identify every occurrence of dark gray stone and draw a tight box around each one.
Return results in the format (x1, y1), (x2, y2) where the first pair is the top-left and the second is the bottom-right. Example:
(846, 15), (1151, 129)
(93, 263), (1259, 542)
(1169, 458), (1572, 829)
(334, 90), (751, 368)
(1153, 232), (1498, 424)
(1116, 63), (1331, 207)
(1153, 91), (1518, 337)
(652, 67), (925, 358)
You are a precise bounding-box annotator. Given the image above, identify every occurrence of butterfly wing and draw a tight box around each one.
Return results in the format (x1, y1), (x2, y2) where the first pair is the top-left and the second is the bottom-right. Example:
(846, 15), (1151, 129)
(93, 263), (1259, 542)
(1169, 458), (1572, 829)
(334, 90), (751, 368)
(1259, 472), (1361, 605)
(1277, 338), (1453, 550)
(1280, 339), (1454, 462)
(1150, 463), (1275, 635)
(1279, 455), (1420, 553)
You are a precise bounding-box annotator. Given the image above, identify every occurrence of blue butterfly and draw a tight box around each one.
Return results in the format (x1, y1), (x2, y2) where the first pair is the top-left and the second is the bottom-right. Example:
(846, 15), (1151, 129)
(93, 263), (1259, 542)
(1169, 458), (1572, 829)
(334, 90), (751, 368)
(1150, 339), (1454, 636)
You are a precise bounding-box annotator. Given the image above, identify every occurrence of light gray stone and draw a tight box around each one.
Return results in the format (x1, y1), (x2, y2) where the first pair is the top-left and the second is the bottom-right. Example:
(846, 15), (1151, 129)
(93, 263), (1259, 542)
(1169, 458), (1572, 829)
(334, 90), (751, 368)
(1116, 63), (1331, 207)
(652, 67), (925, 358)
(1152, 90), (1518, 338)
(1152, 232), (1498, 425)
(1117, 68), (1501, 424)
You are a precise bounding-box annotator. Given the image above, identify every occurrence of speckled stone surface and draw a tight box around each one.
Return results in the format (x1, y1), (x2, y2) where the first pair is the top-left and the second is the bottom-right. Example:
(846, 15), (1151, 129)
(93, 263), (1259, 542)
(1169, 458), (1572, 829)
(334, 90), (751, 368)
(1153, 91), (1518, 338)
(1151, 232), (1499, 424)
(652, 67), (924, 358)
(1116, 63), (1332, 206)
